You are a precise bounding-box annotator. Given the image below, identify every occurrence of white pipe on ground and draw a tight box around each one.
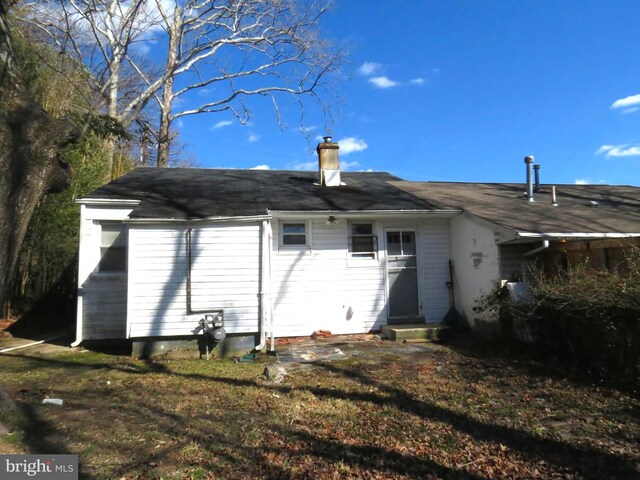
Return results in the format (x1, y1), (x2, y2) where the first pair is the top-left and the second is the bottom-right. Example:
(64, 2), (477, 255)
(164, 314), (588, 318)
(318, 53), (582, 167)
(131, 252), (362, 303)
(1, 335), (66, 354)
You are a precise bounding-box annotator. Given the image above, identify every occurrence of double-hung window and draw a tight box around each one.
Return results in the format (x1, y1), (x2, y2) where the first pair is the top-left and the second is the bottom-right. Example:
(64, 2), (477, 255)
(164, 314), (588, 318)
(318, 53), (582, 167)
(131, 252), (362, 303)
(99, 223), (127, 272)
(281, 222), (308, 247)
(349, 223), (377, 259)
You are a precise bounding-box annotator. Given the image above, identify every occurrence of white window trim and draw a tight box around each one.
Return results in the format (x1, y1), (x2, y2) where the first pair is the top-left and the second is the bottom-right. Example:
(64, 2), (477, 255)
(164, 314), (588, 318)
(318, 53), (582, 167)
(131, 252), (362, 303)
(278, 220), (312, 252)
(347, 221), (380, 267)
(95, 221), (128, 275)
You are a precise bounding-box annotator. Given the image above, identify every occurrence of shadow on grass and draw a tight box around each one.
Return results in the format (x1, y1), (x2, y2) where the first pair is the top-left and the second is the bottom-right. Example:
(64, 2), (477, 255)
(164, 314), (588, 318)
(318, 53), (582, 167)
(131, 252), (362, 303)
(3, 351), (638, 479)
(442, 333), (639, 397)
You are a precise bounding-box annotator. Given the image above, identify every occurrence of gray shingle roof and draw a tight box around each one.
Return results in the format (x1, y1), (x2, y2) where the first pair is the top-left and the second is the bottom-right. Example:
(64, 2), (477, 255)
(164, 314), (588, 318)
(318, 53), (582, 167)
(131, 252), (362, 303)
(391, 181), (640, 235)
(84, 168), (438, 219)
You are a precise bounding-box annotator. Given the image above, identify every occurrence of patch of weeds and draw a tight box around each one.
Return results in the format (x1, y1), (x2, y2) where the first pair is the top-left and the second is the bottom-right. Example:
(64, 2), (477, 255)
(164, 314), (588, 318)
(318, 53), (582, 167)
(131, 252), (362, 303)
(81, 443), (98, 456)
(184, 467), (208, 480)
(3, 431), (24, 444)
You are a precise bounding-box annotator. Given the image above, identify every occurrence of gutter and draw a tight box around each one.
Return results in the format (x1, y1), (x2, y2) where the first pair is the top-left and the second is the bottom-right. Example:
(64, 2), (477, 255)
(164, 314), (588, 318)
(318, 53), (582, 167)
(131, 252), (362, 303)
(124, 214), (271, 225)
(517, 232), (640, 240)
(76, 198), (141, 207)
(269, 209), (460, 219)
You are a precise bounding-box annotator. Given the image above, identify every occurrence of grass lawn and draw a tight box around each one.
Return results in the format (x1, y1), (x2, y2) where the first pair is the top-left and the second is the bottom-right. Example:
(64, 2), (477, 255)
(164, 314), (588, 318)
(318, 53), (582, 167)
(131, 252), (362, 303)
(0, 338), (638, 479)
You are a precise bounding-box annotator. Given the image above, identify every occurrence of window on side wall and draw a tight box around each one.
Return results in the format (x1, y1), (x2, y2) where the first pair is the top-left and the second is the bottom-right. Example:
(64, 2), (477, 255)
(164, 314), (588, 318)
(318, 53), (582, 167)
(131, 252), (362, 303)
(280, 222), (308, 248)
(99, 223), (127, 272)
(349, 223), (377, 259)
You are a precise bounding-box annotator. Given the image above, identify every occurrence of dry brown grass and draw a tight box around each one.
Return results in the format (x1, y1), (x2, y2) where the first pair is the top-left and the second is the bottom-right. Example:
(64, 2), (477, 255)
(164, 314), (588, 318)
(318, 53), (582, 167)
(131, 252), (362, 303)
(0, 339), (638, 479)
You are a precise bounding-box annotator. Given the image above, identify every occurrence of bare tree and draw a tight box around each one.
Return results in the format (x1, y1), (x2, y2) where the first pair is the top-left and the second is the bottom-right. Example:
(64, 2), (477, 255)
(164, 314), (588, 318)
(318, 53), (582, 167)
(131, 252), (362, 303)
(142, 0), (343, 166)
(19, 0), (163, 173)
(19, 0), (344, 168)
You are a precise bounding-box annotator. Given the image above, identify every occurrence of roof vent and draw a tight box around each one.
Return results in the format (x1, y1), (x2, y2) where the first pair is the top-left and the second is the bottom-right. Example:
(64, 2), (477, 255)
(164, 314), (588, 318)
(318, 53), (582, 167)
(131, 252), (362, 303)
(524, 155), (534, 202)
(533, 164), (541, 193)
(317, 136), (340, 187)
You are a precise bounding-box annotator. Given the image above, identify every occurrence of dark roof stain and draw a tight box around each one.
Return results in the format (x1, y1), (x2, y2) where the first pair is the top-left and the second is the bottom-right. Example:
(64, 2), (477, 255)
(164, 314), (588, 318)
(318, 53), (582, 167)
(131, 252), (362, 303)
(84, 168), (438, 219)
(392, 181), (640, 234)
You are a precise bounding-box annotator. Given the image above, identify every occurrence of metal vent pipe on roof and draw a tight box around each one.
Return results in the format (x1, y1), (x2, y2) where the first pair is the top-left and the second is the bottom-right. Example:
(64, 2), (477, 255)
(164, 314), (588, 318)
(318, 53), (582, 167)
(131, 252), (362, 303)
(524, 155), (534, 202)
(533, 164), (541, 192)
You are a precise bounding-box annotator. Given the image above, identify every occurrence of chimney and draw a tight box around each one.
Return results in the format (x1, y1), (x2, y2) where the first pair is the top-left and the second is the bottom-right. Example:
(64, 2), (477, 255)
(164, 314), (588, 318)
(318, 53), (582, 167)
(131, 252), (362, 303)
(533, 164), (541, 193)
(524, 155), (534, 202)
(317, 136), (340, 186)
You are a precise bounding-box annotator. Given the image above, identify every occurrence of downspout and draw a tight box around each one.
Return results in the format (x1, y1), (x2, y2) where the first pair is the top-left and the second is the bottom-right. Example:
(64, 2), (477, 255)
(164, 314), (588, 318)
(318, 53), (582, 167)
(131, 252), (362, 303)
(520, 240), (550, 280)
(254, 219), (271, 351)
(523, 240), (550, 258)
(267, 220), (276, 352)
(71, 205), (87, 347)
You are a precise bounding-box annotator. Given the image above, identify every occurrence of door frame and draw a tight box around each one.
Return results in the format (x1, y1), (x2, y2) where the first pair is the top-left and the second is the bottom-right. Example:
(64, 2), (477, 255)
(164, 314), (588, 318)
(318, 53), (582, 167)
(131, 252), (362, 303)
(384, 227), (422, 324)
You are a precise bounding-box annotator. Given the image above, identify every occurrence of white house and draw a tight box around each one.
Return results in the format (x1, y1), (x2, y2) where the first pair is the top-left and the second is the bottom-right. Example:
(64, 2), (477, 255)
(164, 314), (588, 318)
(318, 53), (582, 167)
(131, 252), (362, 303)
(75, 145), (640, 353)
(75, 138), (461, 354)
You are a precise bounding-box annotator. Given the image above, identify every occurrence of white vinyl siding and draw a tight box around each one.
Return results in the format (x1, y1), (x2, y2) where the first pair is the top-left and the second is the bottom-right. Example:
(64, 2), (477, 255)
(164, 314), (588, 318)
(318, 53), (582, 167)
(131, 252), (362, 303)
(272, 218), (386, 337)
(419, 217), (453, 324)
(127, 224), (261, 338)
(77, 206), (132, 340)
(271, 216), (452, 336)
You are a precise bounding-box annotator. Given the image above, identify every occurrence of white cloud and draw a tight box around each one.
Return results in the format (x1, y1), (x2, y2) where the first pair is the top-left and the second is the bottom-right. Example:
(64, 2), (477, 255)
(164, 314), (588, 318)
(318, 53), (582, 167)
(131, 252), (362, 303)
(575, 178), (607, 185)
(292, 161), (318, 171)
(340, 160), (360, 171)
(358, 61), (382, 76)
(410, 77), (426, 85)
(212, 120), (233, 129)
(251, 164), (270, 170)
(299, 125), (317, 134)
(595, 144), (640, 158)
(611, 93), (640, 110)
(175, 119), (184, 129)
(622, 107), (639, 114)
(248, 134), (261, 143)
(368, 76), (400, 89)
(337, 137), (368, 155)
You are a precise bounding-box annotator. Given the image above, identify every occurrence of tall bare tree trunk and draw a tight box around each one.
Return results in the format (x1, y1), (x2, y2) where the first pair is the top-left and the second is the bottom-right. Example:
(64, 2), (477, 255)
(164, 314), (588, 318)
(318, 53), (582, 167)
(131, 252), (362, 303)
(156, 15), (180, 168)
(0, 0), (75, 311)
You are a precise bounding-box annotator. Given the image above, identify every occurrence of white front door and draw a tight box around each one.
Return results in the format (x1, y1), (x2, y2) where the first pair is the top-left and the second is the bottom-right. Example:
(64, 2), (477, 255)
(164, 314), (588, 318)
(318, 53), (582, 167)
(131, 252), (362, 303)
(385, 230), (420, 323)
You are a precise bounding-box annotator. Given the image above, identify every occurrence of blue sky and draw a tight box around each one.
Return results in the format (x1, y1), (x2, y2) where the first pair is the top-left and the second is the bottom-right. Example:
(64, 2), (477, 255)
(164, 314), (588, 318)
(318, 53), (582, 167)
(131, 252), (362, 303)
(174, 1), (640, 186)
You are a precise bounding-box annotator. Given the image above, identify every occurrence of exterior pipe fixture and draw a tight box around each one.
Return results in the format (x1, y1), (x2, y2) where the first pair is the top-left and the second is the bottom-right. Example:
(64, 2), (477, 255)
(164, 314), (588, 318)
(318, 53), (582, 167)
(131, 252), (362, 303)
(533, 164), (541, 193)
(523, 240), (550, 257)
(254, 219), (272, 352)
(524, 156), (535, 202)
(551, 186), (558, 206)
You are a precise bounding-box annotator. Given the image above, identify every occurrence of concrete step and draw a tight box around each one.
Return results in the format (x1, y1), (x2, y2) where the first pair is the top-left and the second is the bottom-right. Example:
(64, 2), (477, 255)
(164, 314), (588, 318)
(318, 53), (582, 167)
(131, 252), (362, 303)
(380, 324), (451, 342)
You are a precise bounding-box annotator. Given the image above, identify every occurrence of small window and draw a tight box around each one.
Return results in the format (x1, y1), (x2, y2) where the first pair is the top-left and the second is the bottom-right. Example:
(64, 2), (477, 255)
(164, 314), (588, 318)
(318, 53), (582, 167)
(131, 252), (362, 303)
(281, 222), (308, 247)
(349, 223), (377, 259)
(99, 224), (127, 272)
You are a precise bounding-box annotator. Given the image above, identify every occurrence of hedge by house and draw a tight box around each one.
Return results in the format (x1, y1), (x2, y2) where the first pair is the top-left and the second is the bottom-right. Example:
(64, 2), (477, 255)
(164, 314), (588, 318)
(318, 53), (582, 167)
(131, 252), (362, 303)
(489, 248), (640, 391)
